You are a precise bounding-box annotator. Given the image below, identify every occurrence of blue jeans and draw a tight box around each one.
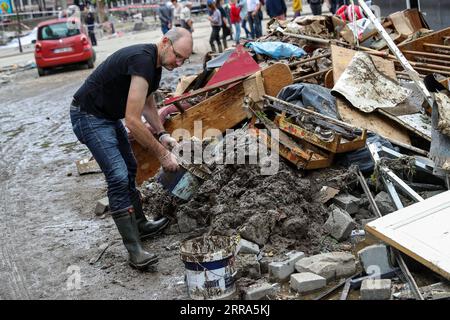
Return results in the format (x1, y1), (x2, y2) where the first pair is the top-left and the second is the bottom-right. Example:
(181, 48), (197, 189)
(70, 105), (137, 212)
(161, 23), (170, 34)
(247, 11), (262, 39)
(233, 23), (241, 45)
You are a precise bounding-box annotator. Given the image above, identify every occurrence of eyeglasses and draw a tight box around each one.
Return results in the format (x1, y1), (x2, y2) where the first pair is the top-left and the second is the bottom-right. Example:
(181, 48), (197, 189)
(169, 39), (190, 64)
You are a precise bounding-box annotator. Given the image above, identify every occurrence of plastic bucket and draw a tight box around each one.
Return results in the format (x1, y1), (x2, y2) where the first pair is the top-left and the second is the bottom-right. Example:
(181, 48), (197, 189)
(180, 235), (237, 300)
(157, 167), (200, 201)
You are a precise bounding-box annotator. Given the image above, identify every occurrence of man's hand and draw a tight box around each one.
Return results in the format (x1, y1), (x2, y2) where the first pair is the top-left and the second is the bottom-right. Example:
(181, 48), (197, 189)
(159, 151), (179, 172)
(159, 133), (179, 150)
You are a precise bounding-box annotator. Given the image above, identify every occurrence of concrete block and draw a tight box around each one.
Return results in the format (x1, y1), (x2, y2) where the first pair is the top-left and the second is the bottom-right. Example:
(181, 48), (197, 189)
(295, 252), (356, 282)
(94, 197), (109, 215)
(324, 205), (355, 241)
(259, 256), (276, 274)
(269, 251), (305, 281)
(360, 279), (391, 300)
(373, 191), (396, 215)
(290, 272), (326, 293)
(333, 193), (360, 215)
(236, 254), (261, 279)
(244, 282), (280, 300)
(358, 244), (395, 275)
(237, 238), (260, 255)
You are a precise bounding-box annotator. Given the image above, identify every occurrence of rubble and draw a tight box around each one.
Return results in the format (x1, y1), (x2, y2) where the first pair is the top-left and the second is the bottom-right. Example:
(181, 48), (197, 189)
(235, 254), (261, 280)
(243, 282), (280, 300)
(360, 279), (392, 300)
(323, 205), (355, 241)
(268, 251), (305, 282)
(333, 193), (360, 215)
(295, 252), (356, 282)
(290, 272), (327, 294)
(94, 197), (109, 216)
(357, 244), (395, 275)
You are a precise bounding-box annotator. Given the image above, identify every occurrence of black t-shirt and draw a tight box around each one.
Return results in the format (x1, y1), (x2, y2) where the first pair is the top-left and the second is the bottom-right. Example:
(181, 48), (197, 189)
(74, 43), (162, 120)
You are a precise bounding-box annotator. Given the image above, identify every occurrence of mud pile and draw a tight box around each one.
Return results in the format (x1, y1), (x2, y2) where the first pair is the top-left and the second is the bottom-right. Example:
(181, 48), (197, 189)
(141, 130), (356, 255)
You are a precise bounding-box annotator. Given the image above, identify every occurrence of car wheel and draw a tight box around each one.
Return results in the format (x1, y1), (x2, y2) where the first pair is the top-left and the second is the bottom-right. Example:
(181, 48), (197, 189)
(37, 67), (46, 77)
(87, 57), (94, 69)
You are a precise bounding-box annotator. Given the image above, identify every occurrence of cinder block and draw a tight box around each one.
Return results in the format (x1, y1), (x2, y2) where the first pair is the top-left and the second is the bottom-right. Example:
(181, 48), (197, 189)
(290, 272), (326, 293)
(237, 239), (260, 255)
(333, 193), (360, 215)
(324, 205), (355, 241)
(244, 282), (280, 300)
(360, 279), (391, 300)
(295, 252), (356, 282)
(358, 244), (395, 275)
(269, 251), (305, 281)
(94, 197), (109, 215)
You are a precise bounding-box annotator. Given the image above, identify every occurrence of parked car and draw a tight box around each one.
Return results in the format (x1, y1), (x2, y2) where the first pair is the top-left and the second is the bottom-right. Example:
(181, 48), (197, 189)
(33, 18), (96, 76)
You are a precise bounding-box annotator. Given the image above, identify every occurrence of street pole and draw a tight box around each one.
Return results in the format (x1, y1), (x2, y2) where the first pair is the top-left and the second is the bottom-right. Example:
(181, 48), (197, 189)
(14, 0), (23, 53)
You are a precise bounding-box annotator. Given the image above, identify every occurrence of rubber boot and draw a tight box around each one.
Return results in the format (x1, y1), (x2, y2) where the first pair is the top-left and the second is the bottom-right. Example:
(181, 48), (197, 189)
(210, 43), (216, 53)
(218, 42), (223, 53)
(130, 190), (170, 240)
(111, 207), (158, 270)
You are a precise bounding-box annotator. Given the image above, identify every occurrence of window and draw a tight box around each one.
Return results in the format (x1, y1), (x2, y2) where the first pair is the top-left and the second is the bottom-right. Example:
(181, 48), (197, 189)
(38, 22), (80, 40)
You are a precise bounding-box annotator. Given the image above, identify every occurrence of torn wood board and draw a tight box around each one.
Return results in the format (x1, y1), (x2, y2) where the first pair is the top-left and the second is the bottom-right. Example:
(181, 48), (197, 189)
(173, 75), (198, 96)
(75, 158), (102, 175)
(366, 190), (450, 281)
(331, 45), (411, 144)
(332, 51), (411, 113)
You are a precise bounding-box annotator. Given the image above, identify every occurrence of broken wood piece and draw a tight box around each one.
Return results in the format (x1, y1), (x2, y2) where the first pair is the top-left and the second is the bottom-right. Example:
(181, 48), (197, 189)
(293, 68), (332, 83)
(274, 114), (367, 153)
(288, 53), (331, 68)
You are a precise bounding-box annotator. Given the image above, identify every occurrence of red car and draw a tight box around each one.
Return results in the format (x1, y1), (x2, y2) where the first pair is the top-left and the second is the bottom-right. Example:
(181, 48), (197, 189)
(34, 18), (96, 76)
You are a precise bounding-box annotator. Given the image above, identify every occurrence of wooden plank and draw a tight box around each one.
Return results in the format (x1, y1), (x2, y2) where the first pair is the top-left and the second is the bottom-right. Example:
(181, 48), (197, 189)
(399, 27), (450, 61)
(261, 63), (293, 97)
(331, 45), (411, 145)
(366, 190), (450, 280)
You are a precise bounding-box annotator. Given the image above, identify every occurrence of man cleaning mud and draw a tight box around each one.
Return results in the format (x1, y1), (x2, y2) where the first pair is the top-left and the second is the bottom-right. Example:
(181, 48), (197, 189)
(70, 28), (193, 270)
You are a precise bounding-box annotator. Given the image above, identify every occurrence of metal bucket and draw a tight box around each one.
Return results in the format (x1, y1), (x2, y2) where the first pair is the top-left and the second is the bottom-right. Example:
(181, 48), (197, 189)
(180, 235), (237, 300)
(157, 167), (200, 201)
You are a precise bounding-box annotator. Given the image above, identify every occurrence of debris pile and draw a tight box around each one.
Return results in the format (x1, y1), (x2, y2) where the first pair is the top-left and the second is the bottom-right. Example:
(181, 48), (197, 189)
(100, 2), (450, 300)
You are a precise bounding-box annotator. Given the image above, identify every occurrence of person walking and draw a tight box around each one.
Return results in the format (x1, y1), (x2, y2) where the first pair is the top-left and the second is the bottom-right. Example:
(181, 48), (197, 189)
(85, 8), (97, 46)
(230, 0), (241, 45)
(293, 0), (302, 17)
(238, 0), (250, 39)
(308, 0), (324, 15)
(158, 1), (173, 34)
(247, 0), (262, 39)
(70, 28), (193, 270)
(266, 0), (287, 20)
(207, 0), (223, 52)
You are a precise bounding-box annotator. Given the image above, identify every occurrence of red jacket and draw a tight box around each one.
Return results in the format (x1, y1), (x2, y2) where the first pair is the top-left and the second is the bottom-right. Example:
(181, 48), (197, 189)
(230, 3), (241, 24)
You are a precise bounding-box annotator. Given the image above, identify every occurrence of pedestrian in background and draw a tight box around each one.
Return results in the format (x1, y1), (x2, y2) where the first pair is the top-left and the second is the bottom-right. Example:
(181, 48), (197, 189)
(247, 0), (262, 39)
(293, 0), (302, 17)
(230, 0), (241, 45)
(180, 1), (194, 33)
(238, 0), (250, 39)
(171, 0), (182, 27)
(207, 0), (223, 52)
(308, 0), (323, 15)
(266, 0), (287, 20)
(216, 0), (232, 49)
(85, 7), (97, 46)
(158, 1), (173, 34)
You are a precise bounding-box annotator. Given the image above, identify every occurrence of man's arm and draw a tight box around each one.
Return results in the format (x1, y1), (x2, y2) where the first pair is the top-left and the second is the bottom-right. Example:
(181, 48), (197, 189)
(142, 93), (164, 135)
(125, 76), (178, 171)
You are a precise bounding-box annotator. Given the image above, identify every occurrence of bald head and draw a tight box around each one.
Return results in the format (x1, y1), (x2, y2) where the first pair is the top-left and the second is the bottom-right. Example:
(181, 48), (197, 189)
(164, 27), (193, 49)
(158, 27), (194, 70)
